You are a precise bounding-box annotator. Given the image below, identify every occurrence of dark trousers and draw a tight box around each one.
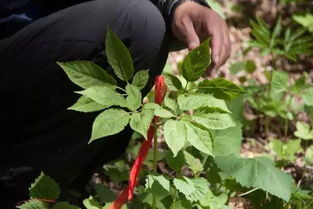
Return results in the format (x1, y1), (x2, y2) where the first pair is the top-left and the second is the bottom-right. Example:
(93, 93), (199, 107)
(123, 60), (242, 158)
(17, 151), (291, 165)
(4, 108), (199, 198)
(0, 0), (170, 207)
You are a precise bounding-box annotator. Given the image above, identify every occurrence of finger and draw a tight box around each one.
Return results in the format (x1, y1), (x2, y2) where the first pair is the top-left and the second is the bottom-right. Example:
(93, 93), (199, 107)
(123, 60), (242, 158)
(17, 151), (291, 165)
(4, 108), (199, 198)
(217, 26), (231, 68)
(179, 18), (200, 50)
(212, 34), (224, 69)
(209, 25), (224, 69)
(222, 23), (232, 59)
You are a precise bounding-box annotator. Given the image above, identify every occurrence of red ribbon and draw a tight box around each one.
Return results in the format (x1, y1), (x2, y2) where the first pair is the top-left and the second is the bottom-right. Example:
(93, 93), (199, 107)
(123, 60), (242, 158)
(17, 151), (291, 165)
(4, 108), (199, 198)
(109, 76), (167, 209)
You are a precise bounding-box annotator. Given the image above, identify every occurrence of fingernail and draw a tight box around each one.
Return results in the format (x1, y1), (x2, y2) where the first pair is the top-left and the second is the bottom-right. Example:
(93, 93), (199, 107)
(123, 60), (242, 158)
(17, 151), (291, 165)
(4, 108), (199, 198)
(189, 42), (198, 50)
(189, 44), (195, 50)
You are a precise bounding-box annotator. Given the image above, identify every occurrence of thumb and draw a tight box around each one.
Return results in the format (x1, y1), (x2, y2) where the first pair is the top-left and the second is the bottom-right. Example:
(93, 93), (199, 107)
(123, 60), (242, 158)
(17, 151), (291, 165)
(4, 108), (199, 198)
(183, 19), (200, 50)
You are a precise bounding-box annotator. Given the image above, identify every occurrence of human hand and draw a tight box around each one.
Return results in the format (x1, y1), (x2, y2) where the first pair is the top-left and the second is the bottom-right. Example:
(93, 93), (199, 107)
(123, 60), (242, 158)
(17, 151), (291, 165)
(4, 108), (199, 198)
(172, 1), (231, 72)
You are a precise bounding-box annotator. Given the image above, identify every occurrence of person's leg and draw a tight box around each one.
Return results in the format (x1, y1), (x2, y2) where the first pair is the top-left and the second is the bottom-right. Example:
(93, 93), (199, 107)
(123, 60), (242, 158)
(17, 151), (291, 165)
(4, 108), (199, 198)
(0, 0), (169, 206)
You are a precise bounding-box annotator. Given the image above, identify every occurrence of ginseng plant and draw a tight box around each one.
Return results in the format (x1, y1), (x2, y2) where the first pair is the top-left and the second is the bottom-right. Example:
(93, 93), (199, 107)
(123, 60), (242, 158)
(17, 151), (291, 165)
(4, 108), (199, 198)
(19, 28), (295, 209)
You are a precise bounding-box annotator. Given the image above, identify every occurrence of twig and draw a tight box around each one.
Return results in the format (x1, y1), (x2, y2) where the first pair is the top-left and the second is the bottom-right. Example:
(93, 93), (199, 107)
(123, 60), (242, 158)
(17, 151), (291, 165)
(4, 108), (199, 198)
(238, 188), (258, 197)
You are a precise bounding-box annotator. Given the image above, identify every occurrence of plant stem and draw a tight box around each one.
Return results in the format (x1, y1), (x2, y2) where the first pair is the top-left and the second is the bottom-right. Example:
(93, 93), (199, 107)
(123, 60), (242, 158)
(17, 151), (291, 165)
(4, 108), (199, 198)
(116, 86), (127, 93)
(266, 69), (273, 99)
(184, 81), (189, 93)
(152, 123), (158, 209)
(265, 69), (273, 138)
(172, 188), (177, 209)
(152, 188), (157, 209)
(284, 95), (293, 138)
(265, 116), (270, 138)
(284, 119), (288, 139)
(238, 188), (258, 197)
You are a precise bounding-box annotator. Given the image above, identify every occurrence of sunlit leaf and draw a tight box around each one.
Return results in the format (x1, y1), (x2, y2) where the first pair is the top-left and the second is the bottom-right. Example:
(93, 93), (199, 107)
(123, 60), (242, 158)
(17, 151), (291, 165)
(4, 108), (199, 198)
(163, 120), (187, 156)
(90, 109), (130, 142)
(182, 40), (211, 82)
(106, 28), (134, 81)
(215, 154), (294, 201)
(198, 78), (245, 100)
(57, 61), (116, 89)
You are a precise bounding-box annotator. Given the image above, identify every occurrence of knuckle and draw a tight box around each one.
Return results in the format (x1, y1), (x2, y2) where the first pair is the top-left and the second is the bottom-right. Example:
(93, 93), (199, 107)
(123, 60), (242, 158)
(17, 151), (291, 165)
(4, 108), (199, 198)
(225, 49), (231, 58)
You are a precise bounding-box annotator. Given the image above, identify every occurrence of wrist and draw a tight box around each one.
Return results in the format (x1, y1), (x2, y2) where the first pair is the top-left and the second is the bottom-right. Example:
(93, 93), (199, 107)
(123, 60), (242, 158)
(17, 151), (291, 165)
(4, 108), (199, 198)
(170, 0), (209, 20)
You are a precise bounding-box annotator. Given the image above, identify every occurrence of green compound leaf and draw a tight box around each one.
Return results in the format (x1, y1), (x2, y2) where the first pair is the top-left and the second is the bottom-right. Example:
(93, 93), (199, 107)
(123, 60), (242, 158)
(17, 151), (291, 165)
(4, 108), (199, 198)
(270, 71), (289, 96)
(76, 85), (126, 108)
(164, 97), (180, 115)
(294, 121), (313, 140)
(173, 177), (210, 202)
(215, 154), (294, 201)
(305, 145), (313, 165)
(303, 88), (313, 106)
(177, 94), (230, 113)
(51, 202), (80, 209)
(198, 78), (245, 100)
(145, 174), (170, 197)
(154, 107), (175, 118)
(173, 177), (195, 198)
(83, 196), (102, 209)
(132, 70), (149, 90)
(195, 106), (230, 114)
(68, 96), (107, 112)
(106, 28), (134, 81)
(184, 122), (213, 156)
(290, 73), (308, 94)
(199, 190), (228, 209)
(268, 139), (301, 162)
(17, 200), (48, 209)
(170, 199), (192, 209)
(103, 160), (129, 183)
(191, 112), (235, 130)
(57, 61), (116, 89)
(182, 40), (211, 82)
(188, 178), (210, 202)
(163, 73), (183, 91)
(142, 103), (160, 110)
(90, 108), (130, 142)
(29, 172), (60, 200)
(268, 139), (284, 159)
(213, 123), (242, 156)
(126, 84), (142, 111)
(293, 13), (313, 33)
(165, 151), (185, 173)
(163, 120), (187, 156)
(93, 184), (116, 203)
(130, 109), (154, 139)
(183, 151), (203, 174)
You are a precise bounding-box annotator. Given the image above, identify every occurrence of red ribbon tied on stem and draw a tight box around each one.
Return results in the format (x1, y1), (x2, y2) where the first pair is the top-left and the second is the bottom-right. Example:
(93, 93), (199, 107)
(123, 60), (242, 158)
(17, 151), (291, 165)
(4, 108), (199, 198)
(109, 76), (167, 209)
